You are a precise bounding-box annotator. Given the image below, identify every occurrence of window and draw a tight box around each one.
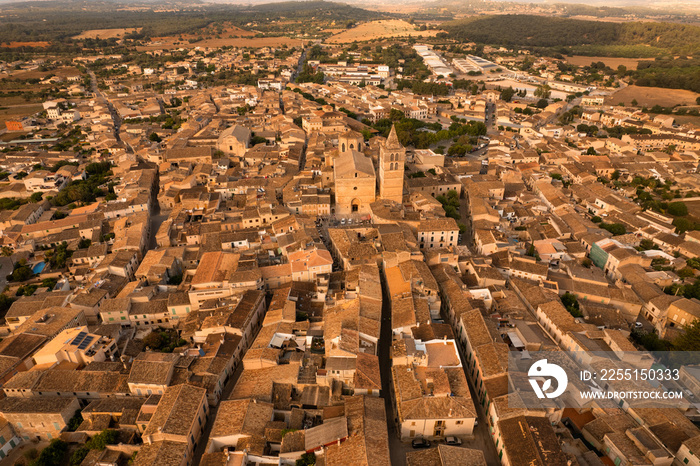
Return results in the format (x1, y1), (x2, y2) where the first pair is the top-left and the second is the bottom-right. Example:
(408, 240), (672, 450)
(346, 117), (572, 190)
(53, 422), (60, 430)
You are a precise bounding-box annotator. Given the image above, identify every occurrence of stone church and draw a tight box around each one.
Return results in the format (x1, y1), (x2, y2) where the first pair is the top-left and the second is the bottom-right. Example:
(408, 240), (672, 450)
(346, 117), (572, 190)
(333, 126), (405, 216)
(378, 125), (405, 204)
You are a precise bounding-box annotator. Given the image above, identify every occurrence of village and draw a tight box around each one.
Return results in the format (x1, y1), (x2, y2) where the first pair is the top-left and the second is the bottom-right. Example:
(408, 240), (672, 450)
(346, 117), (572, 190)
(0, 34), (699, 466)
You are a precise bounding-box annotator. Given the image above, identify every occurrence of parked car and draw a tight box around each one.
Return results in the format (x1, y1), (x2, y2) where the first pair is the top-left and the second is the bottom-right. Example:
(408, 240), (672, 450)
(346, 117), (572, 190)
(634, 322), (643, 329)
(412, 438), (431, 449)
(444, 436), (462, 446)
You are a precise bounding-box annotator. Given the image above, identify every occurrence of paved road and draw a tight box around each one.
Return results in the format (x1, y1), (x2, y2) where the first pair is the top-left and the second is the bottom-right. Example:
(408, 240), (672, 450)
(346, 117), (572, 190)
(191, 363), (244, 466)
(377, 270), (405, 465)
(88, 70), (121, 142)
(459, 195), (475, 250)
(453, 336), (501, 466)
(148, 201), (168, 250)
(378, 268), (499, 465)
(293, 46), (310, 82)
(486, 102), (498, 135)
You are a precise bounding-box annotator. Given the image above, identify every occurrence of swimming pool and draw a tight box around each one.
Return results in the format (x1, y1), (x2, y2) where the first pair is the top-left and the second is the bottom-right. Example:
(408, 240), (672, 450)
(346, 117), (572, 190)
(32, 262), (46, 274)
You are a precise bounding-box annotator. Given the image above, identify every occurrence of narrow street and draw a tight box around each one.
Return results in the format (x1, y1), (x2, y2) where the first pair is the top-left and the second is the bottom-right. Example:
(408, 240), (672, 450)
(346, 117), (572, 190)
(191, 361), (244, 465)
(377, 271), (406, 466)
(378, 267), (500, 465)
(459, 195), (474, 249)
(88, 70), (121, 142)
(453, 338), (501, 466)
(148, 201), (168, 251)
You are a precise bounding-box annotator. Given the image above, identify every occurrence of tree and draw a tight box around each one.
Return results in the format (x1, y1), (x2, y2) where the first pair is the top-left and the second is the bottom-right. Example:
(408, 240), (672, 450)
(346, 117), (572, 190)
(70, 429), (118, 465)
(536, 98), (549, 108)
(9, 260), (33, 282)
(600, 222), (626, 236)
(534, 84), (551, 99)
(673, 320), (700, 351)
(67, 410), (83, 432)
(296, 453), (316, 466)
(251, 135), (267, 145)
(32, 439), (68, 466)
(673, 217), (694, 233)
(45, 242), (72, 269)
(631, 328), (672, 352)
(24, 448), (39, 462)
(389, 108), (405, 121)
(637, 239), (658, 251)
(667, 201), (688, 217)
(561, 292), (582, 318)
(148, 132), (162, 143)
(526, 244), (537, 258)
(0, 294), (15, 314)
(500, 87), (515, 102)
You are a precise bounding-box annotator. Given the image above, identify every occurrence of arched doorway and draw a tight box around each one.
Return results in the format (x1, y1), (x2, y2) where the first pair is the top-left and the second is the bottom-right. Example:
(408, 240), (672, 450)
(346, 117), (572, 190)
(351, 199), (361, 213)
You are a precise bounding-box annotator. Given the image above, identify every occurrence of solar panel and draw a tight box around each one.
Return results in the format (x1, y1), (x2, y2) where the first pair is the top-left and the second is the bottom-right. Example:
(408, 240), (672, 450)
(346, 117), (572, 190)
(77, 336), (94, 350)
(70, 332), (87, 346)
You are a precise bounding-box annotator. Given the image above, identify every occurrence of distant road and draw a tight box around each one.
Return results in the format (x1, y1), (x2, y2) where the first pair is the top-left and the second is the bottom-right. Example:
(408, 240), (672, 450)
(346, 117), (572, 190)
(88, 70), (121, 142)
